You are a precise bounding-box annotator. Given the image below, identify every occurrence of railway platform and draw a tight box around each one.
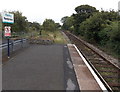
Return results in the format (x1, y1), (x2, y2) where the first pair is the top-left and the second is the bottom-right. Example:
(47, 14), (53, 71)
(67, 44), (107, 91)
(2, 44), (79, 91)
(2, 43), (107, 91)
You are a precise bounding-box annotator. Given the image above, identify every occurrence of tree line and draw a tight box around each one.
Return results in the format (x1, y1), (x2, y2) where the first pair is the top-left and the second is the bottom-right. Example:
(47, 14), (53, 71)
(61, 5), (120, 58)
(2, 11), (61, 37)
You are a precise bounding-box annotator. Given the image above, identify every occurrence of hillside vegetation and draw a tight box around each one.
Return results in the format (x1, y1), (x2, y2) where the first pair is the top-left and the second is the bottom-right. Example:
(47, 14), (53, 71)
(61, 5), (120, 59)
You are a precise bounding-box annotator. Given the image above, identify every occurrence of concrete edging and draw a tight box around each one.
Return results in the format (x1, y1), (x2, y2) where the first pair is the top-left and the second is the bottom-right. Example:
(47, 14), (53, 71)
(72, 44), (108, 91)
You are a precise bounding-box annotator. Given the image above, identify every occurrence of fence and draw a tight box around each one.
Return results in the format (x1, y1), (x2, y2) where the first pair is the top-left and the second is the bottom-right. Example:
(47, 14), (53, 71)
(0, 39), (29, 56)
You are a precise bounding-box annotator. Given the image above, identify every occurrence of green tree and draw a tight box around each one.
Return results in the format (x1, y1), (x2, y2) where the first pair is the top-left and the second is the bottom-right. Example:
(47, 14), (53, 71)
(28, 21), (41, 35)
(43, 19), (56, 31)
(75, 5), (98, 14)
(30, 22), (41, 31)
(55, 23), (61, 29)
(10, 11), (28, 33)
(79, 12), (106, 42)
(107, 21), (120, 55)
(61, 16), (69, 30)
(73, 5), (98, 35)
(61, 16), (74, 32)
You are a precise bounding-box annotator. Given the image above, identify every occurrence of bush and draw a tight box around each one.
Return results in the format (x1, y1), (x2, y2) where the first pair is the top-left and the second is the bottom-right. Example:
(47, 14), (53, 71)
(79, 13), (105, 42)
(79, 12), (120, 58)
(107, 21), (120, 55)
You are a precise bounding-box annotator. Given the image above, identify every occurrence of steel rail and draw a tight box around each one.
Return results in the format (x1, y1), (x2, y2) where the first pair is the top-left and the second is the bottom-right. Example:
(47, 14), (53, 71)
(64, 31), (120, 91)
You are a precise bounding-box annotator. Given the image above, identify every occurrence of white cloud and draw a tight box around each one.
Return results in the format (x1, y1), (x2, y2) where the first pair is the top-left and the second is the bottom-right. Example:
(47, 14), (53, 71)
(0, 0), (119, 24)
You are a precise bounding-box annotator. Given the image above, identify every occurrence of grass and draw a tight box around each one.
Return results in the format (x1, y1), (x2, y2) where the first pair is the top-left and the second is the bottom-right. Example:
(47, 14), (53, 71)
(1, 29), (69, 44)
(41, 30), (68, 44)
(98, 46), (120, 60)
(10, 30), (40, 39)
(78, 35), (120, 60)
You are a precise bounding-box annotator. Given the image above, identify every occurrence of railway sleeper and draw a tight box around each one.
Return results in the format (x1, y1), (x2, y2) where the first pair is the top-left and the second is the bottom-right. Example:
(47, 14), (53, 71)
(87, 57), (104, 61)
(103, 75), (119, 78)
(100, 72), (118, 77)
(109, 83), (120, 87)
(92, 62), (108, 65)
(99, 70), (119, 73)
(95, 64), (115, 68)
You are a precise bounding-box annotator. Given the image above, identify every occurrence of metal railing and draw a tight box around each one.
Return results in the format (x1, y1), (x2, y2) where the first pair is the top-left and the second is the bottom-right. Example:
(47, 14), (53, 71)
(0, 39), (29, 56)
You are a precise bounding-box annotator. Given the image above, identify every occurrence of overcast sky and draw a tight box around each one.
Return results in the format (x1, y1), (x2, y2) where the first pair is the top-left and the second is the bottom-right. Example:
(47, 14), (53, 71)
(0, 0), (119, 24)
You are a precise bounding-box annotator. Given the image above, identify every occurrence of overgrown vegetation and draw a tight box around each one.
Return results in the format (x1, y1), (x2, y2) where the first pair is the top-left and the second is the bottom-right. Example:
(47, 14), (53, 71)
(42, 19), (60, 32)
(2, 11), (41, 39)
(1, 11), (66, 44)
(61, 4), (120, 59)
(41, 31), (67, 44)
(41, 19), (67, 44)
(1, 11), (61, 38)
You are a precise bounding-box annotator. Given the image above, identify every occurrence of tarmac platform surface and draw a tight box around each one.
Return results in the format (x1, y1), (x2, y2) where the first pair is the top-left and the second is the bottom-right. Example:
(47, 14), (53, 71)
(2, 44), (79, 90)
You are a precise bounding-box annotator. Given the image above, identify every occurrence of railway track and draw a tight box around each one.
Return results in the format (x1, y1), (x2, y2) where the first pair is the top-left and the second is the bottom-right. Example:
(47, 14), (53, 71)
(64, 31), (120, 91)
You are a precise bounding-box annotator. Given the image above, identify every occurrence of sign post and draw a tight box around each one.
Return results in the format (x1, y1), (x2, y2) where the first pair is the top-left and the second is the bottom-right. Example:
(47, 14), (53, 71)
(4, 26), (11, 58)
(2, 12), (14, 24)
(2, 12), (14, 58)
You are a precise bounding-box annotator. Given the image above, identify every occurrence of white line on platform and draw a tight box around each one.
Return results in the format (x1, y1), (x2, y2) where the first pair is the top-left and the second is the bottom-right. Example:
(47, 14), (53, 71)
(73, 44), (108, 92)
